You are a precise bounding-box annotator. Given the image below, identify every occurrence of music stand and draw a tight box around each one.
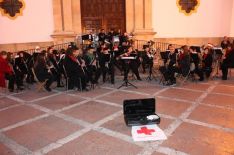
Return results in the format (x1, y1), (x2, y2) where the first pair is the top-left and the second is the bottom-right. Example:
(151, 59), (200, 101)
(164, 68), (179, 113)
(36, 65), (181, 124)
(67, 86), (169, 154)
(118, 56), (138, 89)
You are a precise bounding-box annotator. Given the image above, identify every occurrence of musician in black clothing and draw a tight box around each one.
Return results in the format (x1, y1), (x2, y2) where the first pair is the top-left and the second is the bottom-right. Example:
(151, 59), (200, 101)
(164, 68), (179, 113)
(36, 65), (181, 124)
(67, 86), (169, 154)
(63, 47), (88, 91)
(221, 45), (234, 80)
(34, 53), (54, 92)
(107, 29), (115, 43)
(46, 47), (63, 87)
(120, 46), (142, 81)
(98, 29), (106, 43)
(221, 36), (231, 49)
(14, 52), (28, 87)
(99, 47), (115, 84)
(159, 45), (177, 85)
(142, 46), (154, 75)
(202, 48), (213, 78)
(189, 46), (204, 81)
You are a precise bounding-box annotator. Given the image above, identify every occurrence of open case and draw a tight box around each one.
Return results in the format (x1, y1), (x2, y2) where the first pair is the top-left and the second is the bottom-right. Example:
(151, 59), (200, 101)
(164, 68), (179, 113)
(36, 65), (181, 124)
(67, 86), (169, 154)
(123, 98), (160, 126)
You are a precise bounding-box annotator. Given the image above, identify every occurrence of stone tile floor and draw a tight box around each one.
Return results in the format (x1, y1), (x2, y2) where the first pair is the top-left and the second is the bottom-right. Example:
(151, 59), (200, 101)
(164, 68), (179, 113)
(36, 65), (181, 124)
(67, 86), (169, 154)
(0, 76), (234, 155)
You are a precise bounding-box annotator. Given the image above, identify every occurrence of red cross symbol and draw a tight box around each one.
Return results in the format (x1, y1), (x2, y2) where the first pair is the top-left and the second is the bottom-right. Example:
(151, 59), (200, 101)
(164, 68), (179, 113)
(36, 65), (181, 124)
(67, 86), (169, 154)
(137, 127), (155, 135)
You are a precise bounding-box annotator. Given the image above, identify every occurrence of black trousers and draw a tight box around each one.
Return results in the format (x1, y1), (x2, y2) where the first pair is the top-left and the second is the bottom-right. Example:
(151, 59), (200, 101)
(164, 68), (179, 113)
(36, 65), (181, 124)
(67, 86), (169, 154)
(5, 74), (15, 90)
(221, 61), (228, 79)
(50, 68), (62, 86)
(123, 61), (141, 81)
(159, 66), (180, 83)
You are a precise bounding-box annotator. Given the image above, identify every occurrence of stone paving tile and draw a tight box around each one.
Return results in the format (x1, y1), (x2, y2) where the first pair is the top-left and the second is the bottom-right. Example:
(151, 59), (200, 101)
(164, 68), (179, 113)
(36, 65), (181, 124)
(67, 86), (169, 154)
(181, 83), (211, 91)
(69, 88), (111, 98)
(158, 88), (203, 102)
(151, 152), (166, 155)
(211, 85), (234, 95)
(63, 101), (121, 123)
(4, 116), (82, 151)
(162, 123), (234, 155)
(125, 83), (163, 95)
(202, 93), (234, 109)
(47, 131), (142, 155)
(156, 98), (191, 117)
(188, 105), (234, 129)
(12, 90), (56, 102)
(0, 105), (45, 129)
(35, 94), (85, 110)
(98, 91), (150, 105)
(0, 143), (15, 155)
(0, 97), (21, 110)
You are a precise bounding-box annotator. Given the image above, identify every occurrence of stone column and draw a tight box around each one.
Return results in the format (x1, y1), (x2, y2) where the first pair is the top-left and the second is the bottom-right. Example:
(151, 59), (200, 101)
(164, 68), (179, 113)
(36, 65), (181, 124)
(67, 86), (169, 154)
(126, 0), (156, 40)
(51, 0), (78, 43)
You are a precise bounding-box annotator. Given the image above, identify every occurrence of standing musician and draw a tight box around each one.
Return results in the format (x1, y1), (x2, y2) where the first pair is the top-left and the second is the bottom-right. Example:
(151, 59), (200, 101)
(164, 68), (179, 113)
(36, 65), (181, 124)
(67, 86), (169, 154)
(119, 46), (142, 81)
(221, 44), (234, 80)
(34, 53), (55, 92)
(63, 47), (88, 91)
(46, 47), (64, 87)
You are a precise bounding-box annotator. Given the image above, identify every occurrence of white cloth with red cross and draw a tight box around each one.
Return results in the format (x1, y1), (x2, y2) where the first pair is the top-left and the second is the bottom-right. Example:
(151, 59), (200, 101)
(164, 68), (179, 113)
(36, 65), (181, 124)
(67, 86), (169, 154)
(131, 124), (167, 142)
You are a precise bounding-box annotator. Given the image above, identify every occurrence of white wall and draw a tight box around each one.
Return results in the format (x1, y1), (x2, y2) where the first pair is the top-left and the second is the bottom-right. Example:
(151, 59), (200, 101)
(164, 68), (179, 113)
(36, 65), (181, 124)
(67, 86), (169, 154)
(230, 0), (234, 37)
(153, 0), (233, 38)
(0, 0), (54, 44)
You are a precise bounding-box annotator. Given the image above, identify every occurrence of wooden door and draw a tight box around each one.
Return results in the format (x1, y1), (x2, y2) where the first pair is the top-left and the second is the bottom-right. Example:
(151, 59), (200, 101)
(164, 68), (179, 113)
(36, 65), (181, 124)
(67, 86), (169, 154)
(81, 0), (126, 33)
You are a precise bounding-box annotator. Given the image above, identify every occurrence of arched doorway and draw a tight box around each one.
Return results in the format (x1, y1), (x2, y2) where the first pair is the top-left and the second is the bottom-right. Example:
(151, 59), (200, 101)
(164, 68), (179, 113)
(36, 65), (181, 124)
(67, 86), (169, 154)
(80, 0), (126, 33)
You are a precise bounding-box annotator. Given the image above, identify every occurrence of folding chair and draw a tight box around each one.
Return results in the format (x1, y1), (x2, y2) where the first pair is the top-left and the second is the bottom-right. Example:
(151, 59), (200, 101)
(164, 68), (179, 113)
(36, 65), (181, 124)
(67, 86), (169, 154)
(62, 65), (82, 92)
(32, 68), (48, 92)
(179, 63), (196, 86)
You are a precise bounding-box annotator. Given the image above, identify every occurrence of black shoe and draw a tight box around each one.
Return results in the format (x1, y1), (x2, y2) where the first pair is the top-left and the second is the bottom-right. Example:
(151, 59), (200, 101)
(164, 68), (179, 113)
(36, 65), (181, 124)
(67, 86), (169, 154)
(44, 86), (52, 92)
(137, 78), (142, 81)
(57, 85), (64, 88)
(166, 82), (173, 86)
(222, 77), (227, 80)
(199, 78), (204, 81)
(9, 89), (14, 92)
(17, 87), (24, 91)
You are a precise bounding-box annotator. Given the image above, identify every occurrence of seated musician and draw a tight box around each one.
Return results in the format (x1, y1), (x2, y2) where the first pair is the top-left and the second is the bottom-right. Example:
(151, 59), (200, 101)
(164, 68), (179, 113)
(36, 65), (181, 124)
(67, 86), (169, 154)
(221, 44), (234, 80)
(120, 46), (142, 81)
(7, 52), (25, 90)
(0, 51), (18, 92)
(34, 53), (55, 92)
(46, 47), (64, 87)
(142, 46), (154, 75)
(159, 44), (177, 85)
(202, 48), (213, 79)
(189, 46), (204, 81)
(160, 45), (190, 85)
(63, 47), (88, 91)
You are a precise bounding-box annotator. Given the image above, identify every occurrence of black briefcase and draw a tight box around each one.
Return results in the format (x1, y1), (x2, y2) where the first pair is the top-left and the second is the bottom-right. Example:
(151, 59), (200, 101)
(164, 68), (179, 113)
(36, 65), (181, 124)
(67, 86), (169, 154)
(123, 98), (160, 126)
